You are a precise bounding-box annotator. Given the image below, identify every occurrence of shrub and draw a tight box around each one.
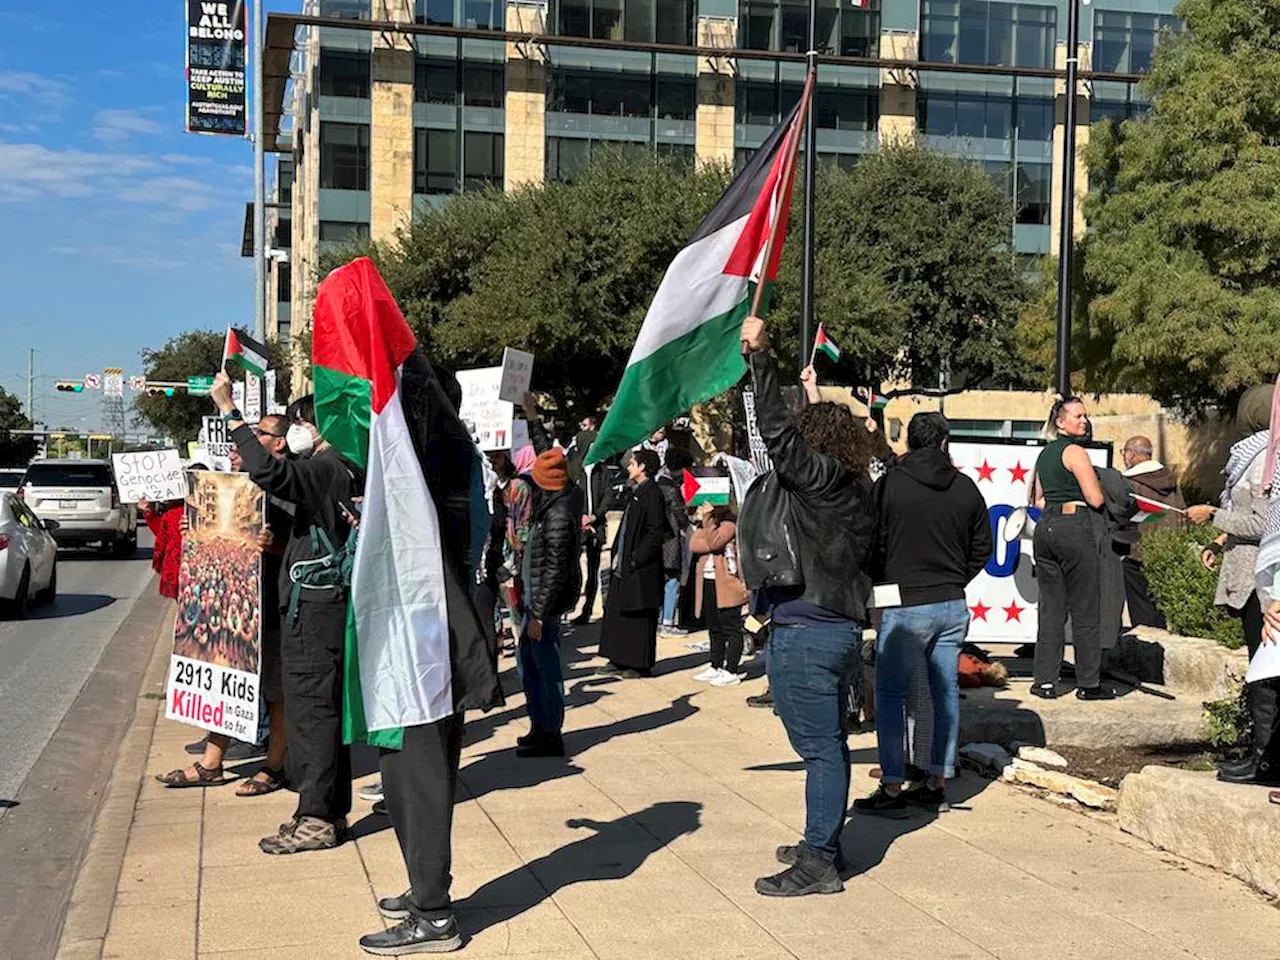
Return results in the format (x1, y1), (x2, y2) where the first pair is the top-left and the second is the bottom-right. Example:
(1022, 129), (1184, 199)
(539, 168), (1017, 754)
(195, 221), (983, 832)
(1141, 527), (1244, 649)
(1203, 691), (1252, 754)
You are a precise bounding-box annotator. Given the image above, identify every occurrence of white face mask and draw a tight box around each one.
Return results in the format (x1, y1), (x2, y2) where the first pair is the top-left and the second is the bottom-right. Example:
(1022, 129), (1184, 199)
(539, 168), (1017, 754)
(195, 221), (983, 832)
(286, 424), (315, 457)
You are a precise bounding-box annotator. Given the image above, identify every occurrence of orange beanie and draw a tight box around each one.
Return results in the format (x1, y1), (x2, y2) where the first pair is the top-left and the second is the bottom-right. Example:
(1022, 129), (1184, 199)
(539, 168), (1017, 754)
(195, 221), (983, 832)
(532, 449), (569, 491)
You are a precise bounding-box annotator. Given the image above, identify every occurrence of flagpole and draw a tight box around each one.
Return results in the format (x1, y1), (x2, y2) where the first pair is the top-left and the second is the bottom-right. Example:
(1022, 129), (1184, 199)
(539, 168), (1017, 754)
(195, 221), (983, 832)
(798, 0), (820, 376)
(748, 69), (816, 322)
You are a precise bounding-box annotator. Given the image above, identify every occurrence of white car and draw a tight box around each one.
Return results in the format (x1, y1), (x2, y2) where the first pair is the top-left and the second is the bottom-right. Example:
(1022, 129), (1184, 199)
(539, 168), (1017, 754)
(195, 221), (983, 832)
(20, 459), (137, 555)
(0, 492), (58, 618)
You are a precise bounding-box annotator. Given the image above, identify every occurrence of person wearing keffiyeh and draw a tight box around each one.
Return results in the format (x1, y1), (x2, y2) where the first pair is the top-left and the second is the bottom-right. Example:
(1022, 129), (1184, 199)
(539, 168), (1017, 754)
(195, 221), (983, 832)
(1187, 383), (1278, 785)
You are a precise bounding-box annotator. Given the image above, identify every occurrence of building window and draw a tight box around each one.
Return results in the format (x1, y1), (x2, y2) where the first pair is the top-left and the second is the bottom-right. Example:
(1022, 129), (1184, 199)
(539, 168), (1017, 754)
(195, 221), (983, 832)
(415, 0), (501, 29)
(276, 159), (293, 205)
(813, 85), (878, 131)
(463, 131), (504, 190)
(1016, 97), (1053, 141)
(319, 122), (370, 190)
(1015, 161), (1051, 225)
(319, 51), (371, 99)
(319, 0), (368, 19)
(546, 137), (591, 182)
(550, 0), (693, 45)
(462, 61), (504, 108)
(922, 0), (1056, 69)
(1093, 12), (1181, 74)
(415, 129), (458, 194)
(277, 264), (292, 303)
(416, 56), (458, 105)
(319, 221), (370, 242)
(549, 66), (693, 121)
(918, 92), (1012, 140)
(273, 218), (292, 249)
(741, 1), (880, 57)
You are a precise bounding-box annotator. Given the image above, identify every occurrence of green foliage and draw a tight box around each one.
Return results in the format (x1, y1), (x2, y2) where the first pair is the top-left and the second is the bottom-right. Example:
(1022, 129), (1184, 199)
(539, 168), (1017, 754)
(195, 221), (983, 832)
(0, 387), (36, 465)
(1141, 526), (1244, 648)
(1083, 0), (1280, 411)
(1203, 690), (1252, 752)
(132, 330), (292, 443)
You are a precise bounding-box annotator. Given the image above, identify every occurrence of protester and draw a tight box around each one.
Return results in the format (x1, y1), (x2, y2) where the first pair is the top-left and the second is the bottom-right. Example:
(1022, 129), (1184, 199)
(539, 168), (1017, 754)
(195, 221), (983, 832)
(598, 448), (666, 678)
(738, 315), (876, 898)
(1119, 435), (1186, 629)
(690, 503), (748, 686)
(1188, 383), (1276, 784)
(643, 427), (670, 466)
(504, 445), (537, 624)
(514, 394), (584, 758)
(1029, 397), (1111, 700)
(212, 375), (363, 853)
(575, 426), (614, 626)
(856, 412), (991, 815)
(658, 448), (692, 636)
(139, 496), (182, 600)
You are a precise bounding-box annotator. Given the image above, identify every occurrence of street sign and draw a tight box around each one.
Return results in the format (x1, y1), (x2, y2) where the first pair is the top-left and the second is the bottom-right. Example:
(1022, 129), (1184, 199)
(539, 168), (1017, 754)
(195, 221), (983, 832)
(188, 375), (215, 397)
(129, 375), (147, 392)
(83, 373), (102, 390)
(104, 368), (124, 398)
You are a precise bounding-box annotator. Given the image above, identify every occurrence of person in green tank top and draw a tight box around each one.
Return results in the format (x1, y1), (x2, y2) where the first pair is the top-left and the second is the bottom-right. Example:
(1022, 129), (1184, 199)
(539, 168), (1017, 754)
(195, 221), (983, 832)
(1030, 398), (1112, 702)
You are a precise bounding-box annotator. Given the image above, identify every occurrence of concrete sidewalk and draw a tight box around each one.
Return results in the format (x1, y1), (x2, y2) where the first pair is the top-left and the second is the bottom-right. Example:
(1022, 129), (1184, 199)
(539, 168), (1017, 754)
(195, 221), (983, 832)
(76, 625), (1280, 960)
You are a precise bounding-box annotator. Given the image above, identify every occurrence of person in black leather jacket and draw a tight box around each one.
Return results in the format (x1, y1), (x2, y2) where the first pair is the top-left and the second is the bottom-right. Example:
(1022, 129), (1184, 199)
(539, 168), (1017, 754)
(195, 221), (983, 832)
(737, 316), (876, 899)
(516, 394), (584, 758)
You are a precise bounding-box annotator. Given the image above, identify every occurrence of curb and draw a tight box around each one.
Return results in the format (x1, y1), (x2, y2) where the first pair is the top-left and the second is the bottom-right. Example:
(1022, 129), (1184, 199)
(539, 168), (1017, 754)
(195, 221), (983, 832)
(55, 603), (173, 960)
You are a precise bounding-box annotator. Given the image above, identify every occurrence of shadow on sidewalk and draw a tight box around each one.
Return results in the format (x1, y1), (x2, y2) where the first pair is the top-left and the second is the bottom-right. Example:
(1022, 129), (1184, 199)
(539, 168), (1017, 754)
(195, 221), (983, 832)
(456, 801), (703, 938)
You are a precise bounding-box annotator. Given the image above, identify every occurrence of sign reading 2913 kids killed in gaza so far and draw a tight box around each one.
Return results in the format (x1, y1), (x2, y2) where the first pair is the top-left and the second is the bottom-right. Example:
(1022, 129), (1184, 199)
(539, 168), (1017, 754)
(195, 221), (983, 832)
(166, 471), (265, 741)
(949, 439), (1109, 645)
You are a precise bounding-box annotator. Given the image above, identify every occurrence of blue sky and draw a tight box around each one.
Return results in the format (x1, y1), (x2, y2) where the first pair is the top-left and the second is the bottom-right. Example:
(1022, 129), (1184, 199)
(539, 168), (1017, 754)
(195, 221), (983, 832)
(0, 2), (290, 433)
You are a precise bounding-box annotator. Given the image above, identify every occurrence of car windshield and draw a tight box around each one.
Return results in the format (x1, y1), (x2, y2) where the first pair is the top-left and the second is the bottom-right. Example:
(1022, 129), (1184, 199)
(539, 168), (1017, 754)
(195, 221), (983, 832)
(0, 470), (25, 487)
(23, 464), (113, 488)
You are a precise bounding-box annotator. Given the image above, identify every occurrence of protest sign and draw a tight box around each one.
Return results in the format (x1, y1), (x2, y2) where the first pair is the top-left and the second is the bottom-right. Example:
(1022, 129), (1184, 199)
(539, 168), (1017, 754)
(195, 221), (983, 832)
(232, 380), (245, 413)
(112, 450), (186, 503)
(264, 370), (285, 414)
(497, 348), (535, 404)
(198, 416), (236, 471)
(951, 440), (1109, 644)
(166, 471), (264, 741)
(244, 372), (262, 424)
(457, 366), (517, 451)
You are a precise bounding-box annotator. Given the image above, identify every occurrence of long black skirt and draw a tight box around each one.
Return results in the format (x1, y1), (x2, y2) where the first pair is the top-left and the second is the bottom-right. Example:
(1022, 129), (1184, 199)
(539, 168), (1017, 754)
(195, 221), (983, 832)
(599, 586), (659, 672)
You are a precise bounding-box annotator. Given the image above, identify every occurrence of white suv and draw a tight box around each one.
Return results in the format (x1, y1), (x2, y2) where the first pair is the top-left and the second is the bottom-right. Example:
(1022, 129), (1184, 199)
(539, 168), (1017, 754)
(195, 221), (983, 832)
(20, 459), (138, 556)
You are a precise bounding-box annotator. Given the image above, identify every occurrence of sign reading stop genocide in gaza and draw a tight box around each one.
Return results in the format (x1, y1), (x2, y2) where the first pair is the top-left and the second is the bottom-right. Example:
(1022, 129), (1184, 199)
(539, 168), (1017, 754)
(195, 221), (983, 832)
(112, 450), (187, 504)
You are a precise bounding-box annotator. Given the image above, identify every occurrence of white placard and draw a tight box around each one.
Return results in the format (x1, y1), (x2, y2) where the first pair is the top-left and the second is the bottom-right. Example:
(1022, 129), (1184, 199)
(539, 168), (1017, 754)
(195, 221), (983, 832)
(497, 348), (535, 404)
(232, 380), (245, 413)
(243, 372), (262, 425)
(199, 415), (236, 469)
(112, 449), (186, 503)
(264, 370), (285, 415)
(951, 440), (1110, 644)
(457, 366), (517, 452)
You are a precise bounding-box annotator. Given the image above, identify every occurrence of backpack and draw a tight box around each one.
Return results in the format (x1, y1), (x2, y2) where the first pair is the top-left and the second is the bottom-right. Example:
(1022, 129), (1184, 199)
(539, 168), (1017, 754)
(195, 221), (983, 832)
(287, 519), (360, 623)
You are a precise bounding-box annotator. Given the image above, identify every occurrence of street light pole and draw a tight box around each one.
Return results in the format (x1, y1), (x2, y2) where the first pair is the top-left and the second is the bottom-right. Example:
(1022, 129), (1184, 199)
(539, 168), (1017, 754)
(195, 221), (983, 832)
(252, 0), (266, 344)
(1054, 0), (1081, 396)
(799, 0), (819, 375)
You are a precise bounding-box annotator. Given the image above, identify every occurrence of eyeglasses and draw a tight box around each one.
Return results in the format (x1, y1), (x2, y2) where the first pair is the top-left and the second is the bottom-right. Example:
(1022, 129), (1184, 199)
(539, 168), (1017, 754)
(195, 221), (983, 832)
(252, 427), (285, 439)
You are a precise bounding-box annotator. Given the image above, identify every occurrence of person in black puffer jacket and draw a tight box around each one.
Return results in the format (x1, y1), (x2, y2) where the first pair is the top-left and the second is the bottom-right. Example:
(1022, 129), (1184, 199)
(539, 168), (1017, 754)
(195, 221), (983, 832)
(515, 394), (584, 758)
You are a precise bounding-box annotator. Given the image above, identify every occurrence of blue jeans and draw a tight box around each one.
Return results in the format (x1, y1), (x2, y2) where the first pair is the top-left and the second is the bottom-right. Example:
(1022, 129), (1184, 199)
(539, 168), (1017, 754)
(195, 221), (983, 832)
(874, 599), (970, 783)
(517, 616), (564, 736)
(662, 576), (681, 626)
(767, 621), (863, 860)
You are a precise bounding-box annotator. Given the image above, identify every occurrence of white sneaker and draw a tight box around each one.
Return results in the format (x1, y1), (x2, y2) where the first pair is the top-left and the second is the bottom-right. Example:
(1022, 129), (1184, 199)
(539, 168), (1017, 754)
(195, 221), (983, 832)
(692, 666), (720, 682)
(359, 781), (384, 802)
(710, 670), (743, 687)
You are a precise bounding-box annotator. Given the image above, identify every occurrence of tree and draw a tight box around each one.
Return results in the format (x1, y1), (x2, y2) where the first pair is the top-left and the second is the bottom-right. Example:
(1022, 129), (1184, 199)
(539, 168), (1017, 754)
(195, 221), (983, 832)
(133, 330), (292, 442)
(1083, 0), (1280, 411)
(0, 387), (36, 465)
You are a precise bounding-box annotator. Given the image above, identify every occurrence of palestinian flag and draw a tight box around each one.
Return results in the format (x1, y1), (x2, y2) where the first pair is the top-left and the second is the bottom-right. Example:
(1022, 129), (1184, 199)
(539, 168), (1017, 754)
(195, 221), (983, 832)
(1130, 493), (1178, 524)
(312, 258), (455, 749)
(682, 467), (732, 507)
(222, 327), (268, 377)
(586, 88), (811, 465)
(813, 324), (840, 363)
(867, 390), (889, 411)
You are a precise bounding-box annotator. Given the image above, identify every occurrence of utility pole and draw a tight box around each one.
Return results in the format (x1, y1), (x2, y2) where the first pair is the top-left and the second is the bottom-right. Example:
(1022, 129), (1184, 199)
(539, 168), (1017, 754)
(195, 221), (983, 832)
(1054, 0), (1082, 396)
(798, 0), (819, 375)
(252, 0), (267, 343)
(27, 349), (34, 430)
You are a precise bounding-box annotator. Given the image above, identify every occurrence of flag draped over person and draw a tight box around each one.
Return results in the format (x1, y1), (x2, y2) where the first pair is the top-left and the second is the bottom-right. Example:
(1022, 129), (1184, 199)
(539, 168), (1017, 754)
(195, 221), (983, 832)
(586, 88), (812, 465)
(222, 326), (269, 376)
(312, 257), (500, 749)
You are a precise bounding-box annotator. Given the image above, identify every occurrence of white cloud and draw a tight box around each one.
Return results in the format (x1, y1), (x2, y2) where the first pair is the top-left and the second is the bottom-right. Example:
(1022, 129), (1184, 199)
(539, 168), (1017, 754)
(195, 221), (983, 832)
(160, 153), (212, 166)
(0, 71), (71, 111)
(117, 176), (227, 212)
(94, 109), (164, 142)
(0, 143), (158, 200)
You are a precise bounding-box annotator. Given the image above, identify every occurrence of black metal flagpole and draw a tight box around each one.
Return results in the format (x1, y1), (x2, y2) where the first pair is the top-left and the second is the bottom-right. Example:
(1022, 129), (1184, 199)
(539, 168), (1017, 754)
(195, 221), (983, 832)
(1054, 0), (1081, 396)
(799, 0), (819, 375)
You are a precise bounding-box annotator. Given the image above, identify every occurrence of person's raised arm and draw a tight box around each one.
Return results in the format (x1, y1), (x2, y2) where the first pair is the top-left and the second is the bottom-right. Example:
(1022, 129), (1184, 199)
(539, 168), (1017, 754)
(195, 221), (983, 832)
(800, 364), (821, 405)
(521, 393), (553, 455)
(1062, 444), (1105, 509)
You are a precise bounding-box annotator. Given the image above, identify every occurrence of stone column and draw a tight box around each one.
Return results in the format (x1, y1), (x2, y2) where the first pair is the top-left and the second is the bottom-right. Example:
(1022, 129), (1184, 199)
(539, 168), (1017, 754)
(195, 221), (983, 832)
(878, 30), (917, 145)
(370, 0), (416, 245)
(505, 1), (548, 190)
(696, 16), (736, 169)
(1050, 39), (1091, 257)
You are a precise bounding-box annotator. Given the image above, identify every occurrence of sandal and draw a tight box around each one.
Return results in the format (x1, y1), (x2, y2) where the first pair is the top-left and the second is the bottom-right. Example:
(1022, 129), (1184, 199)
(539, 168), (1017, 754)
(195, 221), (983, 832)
(156, 761), (227, 788)
(236, 767), (287, 797)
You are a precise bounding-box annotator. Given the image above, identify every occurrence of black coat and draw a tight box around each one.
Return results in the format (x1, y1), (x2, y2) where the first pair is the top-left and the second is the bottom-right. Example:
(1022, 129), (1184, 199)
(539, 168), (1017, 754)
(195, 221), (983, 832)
(738, 350), (876, 622)
(611, 479), (666, 612)
(524, 420), (585, 621)
(656, 474), (689, 575)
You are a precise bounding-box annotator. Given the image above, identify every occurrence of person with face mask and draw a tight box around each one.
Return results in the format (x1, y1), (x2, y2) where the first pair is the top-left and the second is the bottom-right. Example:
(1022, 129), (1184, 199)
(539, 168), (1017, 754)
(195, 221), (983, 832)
(209, 372), (364, 854)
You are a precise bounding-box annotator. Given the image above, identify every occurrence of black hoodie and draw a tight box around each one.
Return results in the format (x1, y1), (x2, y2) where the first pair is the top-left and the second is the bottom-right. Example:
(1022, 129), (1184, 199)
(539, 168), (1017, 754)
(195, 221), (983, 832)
(870, 447), (992, 606)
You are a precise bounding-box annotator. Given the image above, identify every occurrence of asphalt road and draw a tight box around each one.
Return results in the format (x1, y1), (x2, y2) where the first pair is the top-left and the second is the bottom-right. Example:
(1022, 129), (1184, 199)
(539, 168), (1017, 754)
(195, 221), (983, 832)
(0, 529), (157, 806)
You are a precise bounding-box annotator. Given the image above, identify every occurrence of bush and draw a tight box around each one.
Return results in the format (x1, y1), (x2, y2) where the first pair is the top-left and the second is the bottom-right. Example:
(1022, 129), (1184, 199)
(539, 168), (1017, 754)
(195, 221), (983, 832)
(1203, 691), (1252, 754)
(1141, 527), (1244, 649)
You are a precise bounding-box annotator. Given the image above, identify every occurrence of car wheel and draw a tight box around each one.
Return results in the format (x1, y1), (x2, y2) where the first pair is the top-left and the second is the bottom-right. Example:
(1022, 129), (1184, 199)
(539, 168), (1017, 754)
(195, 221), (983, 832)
(7, 566), (31, 620)
(37, 561), (57, 605)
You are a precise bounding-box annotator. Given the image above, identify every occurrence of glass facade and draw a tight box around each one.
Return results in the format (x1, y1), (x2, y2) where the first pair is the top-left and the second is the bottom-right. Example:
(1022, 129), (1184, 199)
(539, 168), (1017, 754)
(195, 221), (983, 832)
(319, 122), (370, 190)
(416, 0), (504, 30)
(1092, 11), (1181, 74)
(415, 128), (505, 193)
(741, 0), (880, 57)
(549, 0), (696, 45)
(921, 0), (1057, 69)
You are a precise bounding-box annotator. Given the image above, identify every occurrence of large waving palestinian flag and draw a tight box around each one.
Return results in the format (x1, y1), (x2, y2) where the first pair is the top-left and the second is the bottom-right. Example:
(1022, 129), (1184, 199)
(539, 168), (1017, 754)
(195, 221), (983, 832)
(312, 258), (454, 749)
(587, 87), (812, 465)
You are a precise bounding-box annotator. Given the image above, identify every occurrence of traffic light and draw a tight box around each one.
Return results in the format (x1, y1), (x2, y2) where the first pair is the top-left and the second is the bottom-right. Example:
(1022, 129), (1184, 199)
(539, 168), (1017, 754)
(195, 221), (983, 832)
(146, 386), (176, 397)
(55, 381), (84, 393)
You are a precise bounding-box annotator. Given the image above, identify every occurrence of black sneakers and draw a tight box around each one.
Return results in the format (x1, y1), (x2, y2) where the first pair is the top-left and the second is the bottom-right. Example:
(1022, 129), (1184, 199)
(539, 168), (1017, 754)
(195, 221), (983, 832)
(852, 786), (909, 818)
(378, 891), (411, 920)
(776, 843), (847, 873)
(904, 783), (949, 812)
(746, 691), (774, 708)
(1030, 683), (1058, 700)
(755, 845), (843, 897)
(359, 915), (462, 955)
(516, 732), (565, 758)
(1075, 685), (1117, 701)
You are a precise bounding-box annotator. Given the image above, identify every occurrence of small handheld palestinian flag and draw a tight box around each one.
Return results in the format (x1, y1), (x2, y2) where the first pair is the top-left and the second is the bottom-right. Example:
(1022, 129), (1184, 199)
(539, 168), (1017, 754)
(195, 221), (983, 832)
(222, 327), (269, 377)
(1130, 494), (1183, 524)
(864, 388), (889, 412)
(682, 467), (732, 507)
(810, 324), (840, 366)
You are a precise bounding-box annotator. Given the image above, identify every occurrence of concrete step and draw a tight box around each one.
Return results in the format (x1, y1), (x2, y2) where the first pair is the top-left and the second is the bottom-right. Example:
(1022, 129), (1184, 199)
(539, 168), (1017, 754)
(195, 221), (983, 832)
(1119, 765), (1280, 897)
(1110, 627), (1247, 701)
